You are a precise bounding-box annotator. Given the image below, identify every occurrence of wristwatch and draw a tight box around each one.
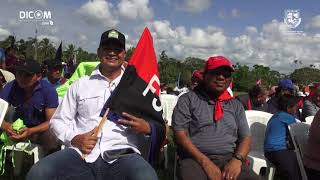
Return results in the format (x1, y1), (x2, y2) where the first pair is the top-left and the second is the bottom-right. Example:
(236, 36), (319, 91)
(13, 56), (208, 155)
(233, 153), (245, 162)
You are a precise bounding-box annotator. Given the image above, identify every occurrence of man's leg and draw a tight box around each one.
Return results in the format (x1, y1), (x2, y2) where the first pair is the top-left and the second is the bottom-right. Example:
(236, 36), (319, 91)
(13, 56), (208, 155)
(102, 153), (158, 180)
(30, 130), (62, 155)
(177, 157), (207, 180)
(265, 150), (301, 180)
(26, 148), (95, 180)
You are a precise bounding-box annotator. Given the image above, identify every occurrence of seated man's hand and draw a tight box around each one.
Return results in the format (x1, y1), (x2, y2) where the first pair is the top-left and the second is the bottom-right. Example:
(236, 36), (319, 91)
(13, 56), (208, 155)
(200, 157), (222, 180)
(10, 127), (32, 141)
(222, 159), (242, 180)
(1, 121), (17, 137)
(118, 112), (151, 135)
(71, 127), (98, 155)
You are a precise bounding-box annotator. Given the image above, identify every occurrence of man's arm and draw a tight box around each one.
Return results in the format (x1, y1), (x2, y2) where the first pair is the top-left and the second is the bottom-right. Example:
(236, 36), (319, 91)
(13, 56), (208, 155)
(25, 108), (56, 135)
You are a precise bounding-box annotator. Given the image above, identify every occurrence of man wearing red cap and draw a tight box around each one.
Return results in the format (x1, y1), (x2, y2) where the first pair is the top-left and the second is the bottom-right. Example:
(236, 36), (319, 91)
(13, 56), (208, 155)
(173, 56), (261, 180)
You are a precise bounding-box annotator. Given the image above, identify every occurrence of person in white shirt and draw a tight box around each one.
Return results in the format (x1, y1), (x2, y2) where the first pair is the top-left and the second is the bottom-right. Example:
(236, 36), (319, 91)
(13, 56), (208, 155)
(27, 29), (158, 180)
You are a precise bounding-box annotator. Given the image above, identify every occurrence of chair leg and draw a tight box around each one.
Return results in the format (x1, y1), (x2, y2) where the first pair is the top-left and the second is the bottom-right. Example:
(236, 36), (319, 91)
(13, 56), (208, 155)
(164, 145), (168, 169)
(173, 152), (178, 180)
(266, 165), (276, 180)
(32, 146), (39, 163)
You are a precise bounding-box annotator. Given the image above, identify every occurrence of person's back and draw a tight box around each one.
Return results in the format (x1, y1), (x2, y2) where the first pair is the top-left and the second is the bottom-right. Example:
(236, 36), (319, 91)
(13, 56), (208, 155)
(264, 94), (301, 180)
(237, 93), (268, 112)
(302, 85), (320, 121)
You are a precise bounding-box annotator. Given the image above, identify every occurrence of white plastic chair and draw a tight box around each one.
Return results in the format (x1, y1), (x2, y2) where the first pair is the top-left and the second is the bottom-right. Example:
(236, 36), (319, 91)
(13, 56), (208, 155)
(245, 110), (273, 177)
(305, 116), (314, 125)
(160, 94), (178, 126)
(0, 98), (8, 126)
(288, 123), (310, 180)
(160, 94), (178, 169)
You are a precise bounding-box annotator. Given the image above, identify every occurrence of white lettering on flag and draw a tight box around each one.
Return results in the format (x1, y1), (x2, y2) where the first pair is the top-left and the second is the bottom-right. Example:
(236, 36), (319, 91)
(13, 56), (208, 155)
(143, 74), (162, 112)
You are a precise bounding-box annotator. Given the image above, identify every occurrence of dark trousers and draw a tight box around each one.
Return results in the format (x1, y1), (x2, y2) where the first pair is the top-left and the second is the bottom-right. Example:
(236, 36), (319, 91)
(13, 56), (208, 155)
(29, 130), (61, 155)
(305, 167), (320, 180)
(177, 154), (263, 180)
(26, 148), (158, 180)
(265, 150), (301, 180)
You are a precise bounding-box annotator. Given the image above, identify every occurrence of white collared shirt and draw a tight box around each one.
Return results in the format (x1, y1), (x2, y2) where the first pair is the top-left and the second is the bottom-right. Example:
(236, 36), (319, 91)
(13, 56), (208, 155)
(50, 65), (142, 163)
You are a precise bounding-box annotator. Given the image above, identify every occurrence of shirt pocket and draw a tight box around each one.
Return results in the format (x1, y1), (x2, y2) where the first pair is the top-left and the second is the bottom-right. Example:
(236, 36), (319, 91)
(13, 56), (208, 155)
(78, 94), (104, 118)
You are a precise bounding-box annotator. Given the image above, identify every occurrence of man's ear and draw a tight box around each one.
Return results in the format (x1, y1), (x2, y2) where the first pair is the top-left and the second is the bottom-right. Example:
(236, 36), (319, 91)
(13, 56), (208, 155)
(97, 48), (101, 58)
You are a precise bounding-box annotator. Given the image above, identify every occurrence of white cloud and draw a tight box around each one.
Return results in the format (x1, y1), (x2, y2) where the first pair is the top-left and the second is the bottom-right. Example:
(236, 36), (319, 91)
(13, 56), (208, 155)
(231, 9), (240, 18)
(177, 0), (212, 13)
(151, 20), (177, 39)
(181, 27), (226, 48)
(305, 15), (320, 29)
(145, 17), (320, 73)
(76, 0), (118, 27)
(118, 0), (153, 20)
(8, 0), (47, 6)
(218, 9), (241, 19)
(0, 27), (11, 40)
(78, 33), (88, 42)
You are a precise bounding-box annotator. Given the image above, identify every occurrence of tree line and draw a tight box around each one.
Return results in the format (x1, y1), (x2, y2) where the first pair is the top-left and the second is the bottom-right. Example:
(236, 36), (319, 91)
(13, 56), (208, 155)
(1, 35), (319, 92)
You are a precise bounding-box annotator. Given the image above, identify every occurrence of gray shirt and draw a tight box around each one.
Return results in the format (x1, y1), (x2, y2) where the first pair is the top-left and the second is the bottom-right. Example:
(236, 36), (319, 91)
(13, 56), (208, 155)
(302, 100), (320, 121)
(172, 89), (250, 157)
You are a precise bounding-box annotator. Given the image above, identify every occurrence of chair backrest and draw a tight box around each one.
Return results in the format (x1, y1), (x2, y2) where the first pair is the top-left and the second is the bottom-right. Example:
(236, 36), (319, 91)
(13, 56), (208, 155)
(0, 98), (8, 126)
(160, 94), (178, 126)
(305, 116), (314, 125)
(245, 110), (273, 152)
(288, 123), (310, 180)
(288, 123), (310, 158)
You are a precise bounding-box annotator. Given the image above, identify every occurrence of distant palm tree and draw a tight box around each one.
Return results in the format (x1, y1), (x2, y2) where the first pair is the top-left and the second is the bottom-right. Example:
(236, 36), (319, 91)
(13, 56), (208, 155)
(64, 44), (76, 61)
(38, 38), (55, 61)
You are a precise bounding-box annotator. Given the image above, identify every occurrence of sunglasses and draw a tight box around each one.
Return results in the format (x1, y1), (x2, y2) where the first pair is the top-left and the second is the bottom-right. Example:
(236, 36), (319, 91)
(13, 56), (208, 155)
(207, 67), (232, 78)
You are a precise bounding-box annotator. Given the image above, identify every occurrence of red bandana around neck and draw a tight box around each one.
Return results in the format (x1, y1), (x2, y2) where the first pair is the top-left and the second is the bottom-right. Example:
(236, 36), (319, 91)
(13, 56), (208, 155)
(212, 89), (234, 121)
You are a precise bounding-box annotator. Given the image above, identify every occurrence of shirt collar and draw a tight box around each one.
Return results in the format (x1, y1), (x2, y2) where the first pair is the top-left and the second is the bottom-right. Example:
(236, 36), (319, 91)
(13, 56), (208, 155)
(90, 65), (125, 88)
(15, 80), (42, 93)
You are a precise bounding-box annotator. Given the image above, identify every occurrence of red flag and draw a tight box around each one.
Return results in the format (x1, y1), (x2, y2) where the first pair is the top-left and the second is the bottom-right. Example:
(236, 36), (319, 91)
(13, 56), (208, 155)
(129, 28), (160, 96)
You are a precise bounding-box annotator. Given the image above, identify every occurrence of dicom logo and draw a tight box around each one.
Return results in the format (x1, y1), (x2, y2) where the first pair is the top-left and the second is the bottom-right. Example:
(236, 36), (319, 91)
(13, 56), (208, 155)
(19, 10), (53, 26)
(19, 10), (51, 19)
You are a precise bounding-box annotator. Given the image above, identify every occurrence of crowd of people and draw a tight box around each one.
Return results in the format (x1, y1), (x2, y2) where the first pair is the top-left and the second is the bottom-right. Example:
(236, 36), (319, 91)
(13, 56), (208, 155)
(0, 28), (319, 180)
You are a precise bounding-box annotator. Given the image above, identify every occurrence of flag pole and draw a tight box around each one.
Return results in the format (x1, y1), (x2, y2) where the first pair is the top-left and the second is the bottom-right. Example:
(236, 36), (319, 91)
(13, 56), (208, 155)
(82, 108), (110, 159)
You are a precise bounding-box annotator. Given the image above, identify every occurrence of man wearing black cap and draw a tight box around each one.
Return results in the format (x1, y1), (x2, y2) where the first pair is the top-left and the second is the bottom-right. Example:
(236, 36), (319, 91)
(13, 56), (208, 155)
(43, 59), (66, 88)
(27, 29), (158, 180)
(173, 56), (262, 180)
(0, 59), (60, 154)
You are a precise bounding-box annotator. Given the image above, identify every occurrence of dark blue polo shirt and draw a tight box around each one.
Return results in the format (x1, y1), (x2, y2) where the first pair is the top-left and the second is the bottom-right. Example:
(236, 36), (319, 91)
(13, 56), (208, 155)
(0, 80), (59, 127)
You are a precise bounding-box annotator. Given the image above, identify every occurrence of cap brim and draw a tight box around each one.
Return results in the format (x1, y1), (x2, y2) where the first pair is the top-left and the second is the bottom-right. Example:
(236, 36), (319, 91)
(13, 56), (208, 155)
(16, 66), (35, 74)
(207, 66), (235, 72)
(100, 39), (124, 49)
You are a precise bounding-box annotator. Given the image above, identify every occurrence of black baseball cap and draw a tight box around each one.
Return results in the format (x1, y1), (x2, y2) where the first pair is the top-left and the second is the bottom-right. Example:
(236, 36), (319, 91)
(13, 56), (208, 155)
(16, 59), (41, 74)
(99, 29), (125, 50)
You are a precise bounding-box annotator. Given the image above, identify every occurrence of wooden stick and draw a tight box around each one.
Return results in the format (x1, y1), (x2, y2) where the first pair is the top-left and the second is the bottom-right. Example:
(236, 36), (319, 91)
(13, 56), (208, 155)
(82, 108), (110, 160)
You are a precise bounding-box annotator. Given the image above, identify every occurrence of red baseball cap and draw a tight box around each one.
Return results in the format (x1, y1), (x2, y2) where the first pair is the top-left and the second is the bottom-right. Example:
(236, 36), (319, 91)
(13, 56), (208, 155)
(205, 56), (235, 72)
(192, 69), (204, 80)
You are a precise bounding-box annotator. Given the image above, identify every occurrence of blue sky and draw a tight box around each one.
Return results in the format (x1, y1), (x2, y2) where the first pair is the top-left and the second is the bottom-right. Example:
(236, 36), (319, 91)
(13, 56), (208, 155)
(0, 0), (319, 73)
